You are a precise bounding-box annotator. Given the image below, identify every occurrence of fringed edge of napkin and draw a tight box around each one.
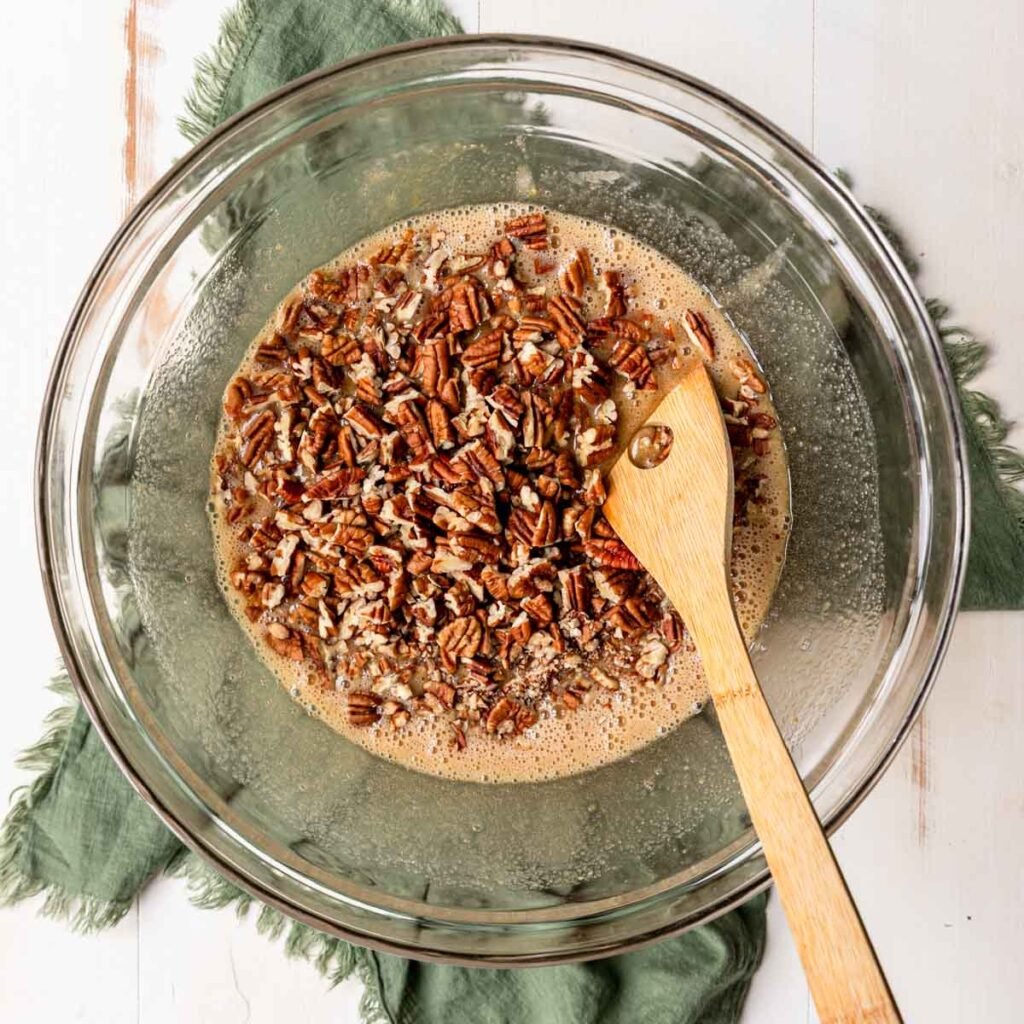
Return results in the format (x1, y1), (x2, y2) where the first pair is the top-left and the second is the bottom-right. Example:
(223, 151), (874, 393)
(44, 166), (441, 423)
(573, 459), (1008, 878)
(0, 671), (135, 931)
(934, 306), (1024, 525)
(167, 855), (390, 1023)
(177, 0), (465, 145)
(178, 0), (258, 144)
(848, 172), (1024, 569)
(0, 665), (388, 1020)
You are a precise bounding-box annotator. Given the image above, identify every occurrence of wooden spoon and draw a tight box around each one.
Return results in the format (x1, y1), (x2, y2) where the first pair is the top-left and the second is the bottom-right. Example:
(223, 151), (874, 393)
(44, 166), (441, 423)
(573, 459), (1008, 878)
(604, 362), (902, 1024)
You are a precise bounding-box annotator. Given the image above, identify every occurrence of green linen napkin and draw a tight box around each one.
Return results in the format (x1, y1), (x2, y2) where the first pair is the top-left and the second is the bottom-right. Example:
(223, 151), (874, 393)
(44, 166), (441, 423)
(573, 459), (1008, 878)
(3, 2), (1023, 1022)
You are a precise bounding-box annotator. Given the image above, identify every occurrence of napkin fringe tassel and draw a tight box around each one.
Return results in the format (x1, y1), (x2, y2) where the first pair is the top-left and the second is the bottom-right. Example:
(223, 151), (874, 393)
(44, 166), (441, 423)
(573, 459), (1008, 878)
(166, 852), (390, 1023)
(0, 672), (134, 931)
(178, 0), (259, 144)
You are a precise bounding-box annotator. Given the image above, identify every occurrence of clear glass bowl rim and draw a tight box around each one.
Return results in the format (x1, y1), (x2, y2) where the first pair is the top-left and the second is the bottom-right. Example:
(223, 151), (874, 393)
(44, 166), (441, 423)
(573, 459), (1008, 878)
(35, 34), (969, 964)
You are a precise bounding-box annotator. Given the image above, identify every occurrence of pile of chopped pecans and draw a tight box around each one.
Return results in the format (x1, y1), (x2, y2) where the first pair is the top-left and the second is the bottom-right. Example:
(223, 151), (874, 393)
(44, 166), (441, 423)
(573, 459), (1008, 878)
(214, 211), (774, 749)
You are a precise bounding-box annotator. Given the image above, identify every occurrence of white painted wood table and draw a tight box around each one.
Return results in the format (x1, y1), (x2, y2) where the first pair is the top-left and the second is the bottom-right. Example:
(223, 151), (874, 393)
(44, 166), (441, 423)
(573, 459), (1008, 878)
(2, 1), (1021, 1020)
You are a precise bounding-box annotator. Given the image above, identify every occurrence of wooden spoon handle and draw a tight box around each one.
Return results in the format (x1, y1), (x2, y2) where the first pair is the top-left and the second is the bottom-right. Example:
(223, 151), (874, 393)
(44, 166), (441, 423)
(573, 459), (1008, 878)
(698, 617), (902, 1024)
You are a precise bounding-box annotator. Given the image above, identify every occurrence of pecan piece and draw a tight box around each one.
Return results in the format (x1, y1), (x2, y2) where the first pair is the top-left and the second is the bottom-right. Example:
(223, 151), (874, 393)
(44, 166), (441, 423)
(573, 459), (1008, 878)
(407, 549), (435, 575)
(547, 294), (586, 349)
(239, 409), (275, 467)
(485, 696), (519, 733)
(321, 332), (361, 367)
(275, 295), (304, 337)
(223, 378), (252, 421)
(660, 611), (684, 651)
(587, 316), (650, 344)
(559, 566), (591, 615)
(683, 309), (715, 360)
(729, 356), (767, 395)
(605, 596), (660, 636)
(453, 440), (506, 491)
(449, 532), (502, 565)
(438, 616), (484, 660)
(608, 338), (656, 390)
(344, 403), (386, 439)
(481, 566), (511, 601)
(451, 723), (467, 750)
(570, 350), (611, 404)
(507, 506), (538, 547)
(424, 679), (456, 709)
(427, 398), (455, 449)
(584, 538), (644, 570)
(531, 501), (559, 547)
(558, 248), (592, 297)
(347, 691), (383, 727)
(304, 466), (366, 501)
(449, 278), (488, 332)
(554, 451), (581, 489)
(266, 623), (304, 661)
(599, 270), (627, 317)
(515, 705), (539, 732)
(504, 212), (547, 249)
(521, 593), (554, 625)
(581, 468), (607, 507)
(575, 424), (616, 468)
(461, 329), (503, 369)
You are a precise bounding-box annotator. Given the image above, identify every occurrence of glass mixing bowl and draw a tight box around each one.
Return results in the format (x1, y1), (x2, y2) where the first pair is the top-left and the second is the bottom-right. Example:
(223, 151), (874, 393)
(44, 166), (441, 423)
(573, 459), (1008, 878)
(37, 37), (967, 964)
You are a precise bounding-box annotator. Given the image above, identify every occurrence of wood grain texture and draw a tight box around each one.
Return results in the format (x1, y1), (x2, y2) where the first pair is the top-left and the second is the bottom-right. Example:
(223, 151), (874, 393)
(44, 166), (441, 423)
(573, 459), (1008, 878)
(122, 0), (164, 209)
(605, 366), (901, 1024)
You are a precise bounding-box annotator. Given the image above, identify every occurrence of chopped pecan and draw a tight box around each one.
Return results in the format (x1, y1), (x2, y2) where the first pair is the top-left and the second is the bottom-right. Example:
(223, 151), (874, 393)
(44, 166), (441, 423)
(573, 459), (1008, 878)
(481, 566), (511, 601)
(729, 355), (766, 394)
(344, 403), (386, 439)
(599, 270), (628, 318)
(584, 538), (643, 570)
(521, 593), (554, 625)
(438, 616), (484, 660)
(453, 440), (506, 491)
(461, 329), (503, 369)
(347, 691), (383, 727)
(587, 316), (649, 344)
(426, 399), (455, 449)
(608, 338), (656, 390)
(504, 212), (547, 249)
(605, 595), (659, 636)
(223, 378), (252, 420)
(570, 350), (611, 404)
(321, 332), (361, 367)
(424, 679), (456, 709)
(575, 424), (616, 467)
(559, 249), (592, 297)
(449, 278), (488, 332)
(449, 532), (502, 565)
(660, 611), (684, 651)
(554, 451), (581, 489)
(547, 294), (586, 348)
(581, 468), (606, 507)
(406, 549), (434, 576)
(485, 696), (519, 733)
(239, 410), (275, 467)
(531, 501), (559, 547)
(559, 566), (591, 614)
(305, 466), (366, 500)
(266, 624), (303, 661)
(683, 309), (715, 360)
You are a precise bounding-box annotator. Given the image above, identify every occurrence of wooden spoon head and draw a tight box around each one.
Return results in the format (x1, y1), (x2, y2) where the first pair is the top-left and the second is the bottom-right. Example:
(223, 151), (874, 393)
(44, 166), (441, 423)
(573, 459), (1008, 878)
(603, 362), (735, 623)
